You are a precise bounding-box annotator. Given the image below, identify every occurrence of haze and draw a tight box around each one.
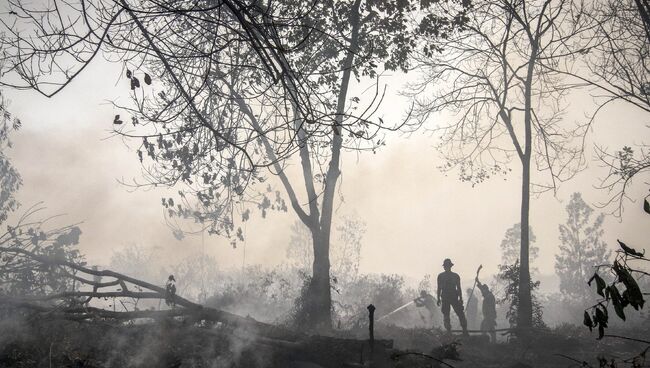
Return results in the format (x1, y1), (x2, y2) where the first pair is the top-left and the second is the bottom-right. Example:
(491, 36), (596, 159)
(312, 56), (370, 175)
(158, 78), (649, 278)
(5, 58), (649, 291)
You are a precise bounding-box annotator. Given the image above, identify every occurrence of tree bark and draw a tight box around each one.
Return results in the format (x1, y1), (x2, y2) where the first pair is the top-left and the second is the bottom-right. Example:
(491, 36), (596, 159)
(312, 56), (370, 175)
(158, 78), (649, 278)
(301, 0), (363, 332)
(518, 157), (533, 329)
(634, 0), (650, 44)
(304, 229), (333, 330)
(517, 44), (537, 329)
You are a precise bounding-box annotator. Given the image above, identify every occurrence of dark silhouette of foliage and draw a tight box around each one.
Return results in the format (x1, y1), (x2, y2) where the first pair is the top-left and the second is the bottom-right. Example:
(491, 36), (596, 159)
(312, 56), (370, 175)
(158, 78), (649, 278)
(0, 91), (21, 224)
(0, 205), (84, 297)
(584, 194), (648, 339)
(497, 260), (545, 329)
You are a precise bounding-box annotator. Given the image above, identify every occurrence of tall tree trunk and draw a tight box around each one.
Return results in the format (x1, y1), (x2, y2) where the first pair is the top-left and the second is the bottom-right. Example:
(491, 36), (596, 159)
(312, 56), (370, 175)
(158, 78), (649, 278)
(302, 0), (362, 331)
(518, 157), (533, 329)
(304, 228), (332, 330)
(517, 48), (537, 330)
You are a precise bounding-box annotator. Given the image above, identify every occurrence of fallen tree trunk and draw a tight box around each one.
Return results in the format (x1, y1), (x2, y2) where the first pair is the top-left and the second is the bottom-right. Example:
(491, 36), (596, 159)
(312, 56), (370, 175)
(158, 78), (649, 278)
(0, 245), (306, 341)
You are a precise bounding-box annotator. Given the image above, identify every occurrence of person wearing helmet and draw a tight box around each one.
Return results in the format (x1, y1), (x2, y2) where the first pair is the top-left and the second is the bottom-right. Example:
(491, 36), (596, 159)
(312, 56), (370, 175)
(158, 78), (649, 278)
(437, 258), (468, 336)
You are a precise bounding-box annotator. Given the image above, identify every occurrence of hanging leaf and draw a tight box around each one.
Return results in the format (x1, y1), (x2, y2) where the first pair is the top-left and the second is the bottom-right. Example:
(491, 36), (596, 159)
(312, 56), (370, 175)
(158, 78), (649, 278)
(613, 301), (626, 321)
(588, 273), (607, 297)
(126, 69), (132, 79)
(620, 289), (630, 307)
(236, 227), (244, 241)
(144, 73), (152, 85)
(608, 286), (626, 321)
(131, 77), (140, 90)
(608, 284), (620, 302)
(595, 304), (608, 324)
(583, 311), (593, 331)
(627, 284), (645, 311)
(617, 239), (644, 257)
(612, 261), (645, 310)
(113, 115), (123, 125)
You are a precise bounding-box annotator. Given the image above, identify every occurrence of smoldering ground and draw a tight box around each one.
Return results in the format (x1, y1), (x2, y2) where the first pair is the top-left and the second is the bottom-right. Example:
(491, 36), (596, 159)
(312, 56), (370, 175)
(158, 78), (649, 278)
(0, 195), (649, 367)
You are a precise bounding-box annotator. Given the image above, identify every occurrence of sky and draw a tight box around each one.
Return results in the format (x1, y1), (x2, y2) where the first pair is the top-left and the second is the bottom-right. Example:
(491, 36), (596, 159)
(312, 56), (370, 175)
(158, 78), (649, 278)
(4, 57), (650, 293)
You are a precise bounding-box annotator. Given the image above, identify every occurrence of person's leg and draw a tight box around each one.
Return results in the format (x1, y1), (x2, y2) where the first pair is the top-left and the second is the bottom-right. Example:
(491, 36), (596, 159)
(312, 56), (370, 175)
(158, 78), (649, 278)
(480, 318), (489, 340)
(481, 318), (496, 342)
(488, 319), (497, 343)
(426, 307), (435, 329)
(452, 301), (468, 335)
(442, 300), (451, 333)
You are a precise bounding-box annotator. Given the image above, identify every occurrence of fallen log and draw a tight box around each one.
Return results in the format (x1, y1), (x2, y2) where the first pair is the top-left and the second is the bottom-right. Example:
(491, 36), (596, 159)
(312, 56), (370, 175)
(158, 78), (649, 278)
(0, 245), (307, 341)
(0, 294), (304, 342)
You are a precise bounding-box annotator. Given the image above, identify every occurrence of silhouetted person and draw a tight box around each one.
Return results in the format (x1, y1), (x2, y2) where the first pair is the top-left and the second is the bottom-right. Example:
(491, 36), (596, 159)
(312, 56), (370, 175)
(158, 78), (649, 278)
(165, 274), (176, 307)
(437, 258), (468, 336)
(414, 290), (437, 328)
(465, 288), (478, 329)
(476, 277), (497, 342)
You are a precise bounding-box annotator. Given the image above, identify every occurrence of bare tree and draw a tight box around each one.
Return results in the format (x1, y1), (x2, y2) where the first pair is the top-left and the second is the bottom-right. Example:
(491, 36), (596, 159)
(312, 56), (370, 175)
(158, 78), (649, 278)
(576, 0), (650, 113)
(556, 0), (650, 215)
(407, 0), (597, 329)
(581, 0), (650, 215)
